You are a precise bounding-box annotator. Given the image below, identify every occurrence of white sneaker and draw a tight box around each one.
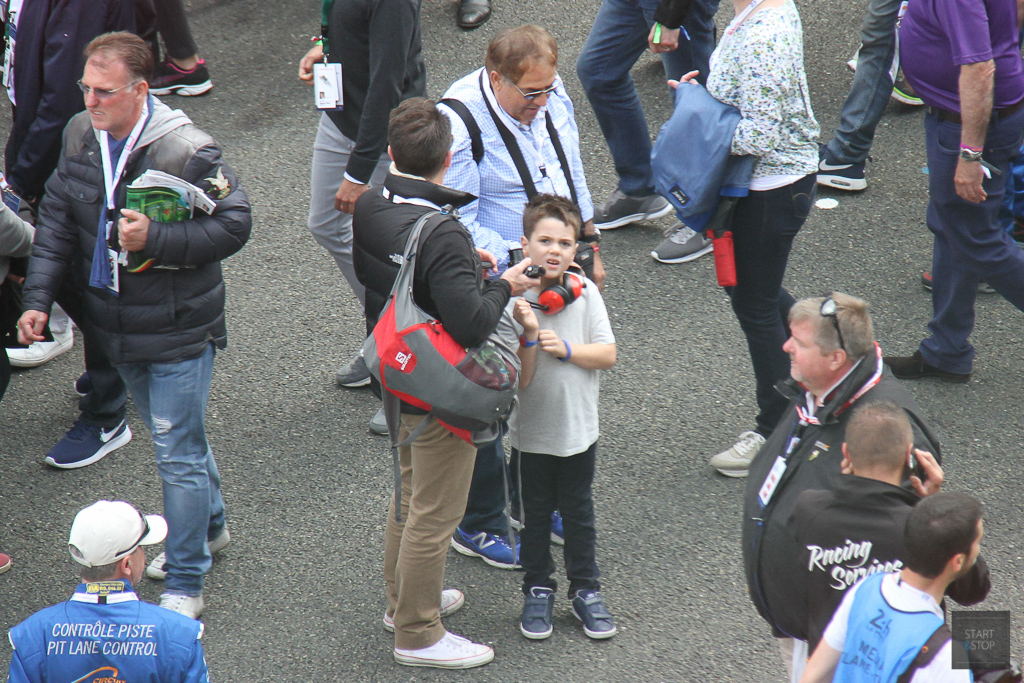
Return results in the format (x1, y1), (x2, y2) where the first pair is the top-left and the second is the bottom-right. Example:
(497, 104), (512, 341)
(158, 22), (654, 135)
(7, 327), (73, 368)
(159, 593), (205, 619)
(383, 588), (465, 632)
(146, 528), (230, 580)
(394, 631), (494, 669)
(709, 431), (766, 478)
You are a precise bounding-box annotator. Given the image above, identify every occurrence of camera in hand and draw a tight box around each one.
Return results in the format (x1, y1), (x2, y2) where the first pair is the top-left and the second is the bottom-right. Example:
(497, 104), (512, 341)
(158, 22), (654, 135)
(524, 265), (545, 278)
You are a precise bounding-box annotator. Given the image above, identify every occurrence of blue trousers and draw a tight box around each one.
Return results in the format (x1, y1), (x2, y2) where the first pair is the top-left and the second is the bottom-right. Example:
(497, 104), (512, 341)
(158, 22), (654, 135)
(918, 108), (1024, 373)
(577, 0), (720, 196)
(824, 0), (901, 164)
(117, 343), (226, 596)
(459, 435), (508, 535)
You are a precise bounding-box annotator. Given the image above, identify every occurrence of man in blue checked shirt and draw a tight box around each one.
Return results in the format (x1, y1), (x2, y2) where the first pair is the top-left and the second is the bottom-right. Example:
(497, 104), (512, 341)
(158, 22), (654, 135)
(438, 24), (605, 288)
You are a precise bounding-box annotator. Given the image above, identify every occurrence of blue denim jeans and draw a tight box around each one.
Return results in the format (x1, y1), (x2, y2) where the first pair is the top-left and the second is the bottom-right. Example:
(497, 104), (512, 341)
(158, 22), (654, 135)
(117, 343), (226, 596)
(459, 434), (509, 535)
(824, 0), (901, 164)
(577, 0), (719, 196)
(918, 108), (1024, 373)
(725, 175), (816, 436)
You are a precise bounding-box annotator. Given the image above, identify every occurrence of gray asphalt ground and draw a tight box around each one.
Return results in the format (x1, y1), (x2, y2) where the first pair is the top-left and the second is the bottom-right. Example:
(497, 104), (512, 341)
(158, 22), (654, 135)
(3, 0), (1024, 680)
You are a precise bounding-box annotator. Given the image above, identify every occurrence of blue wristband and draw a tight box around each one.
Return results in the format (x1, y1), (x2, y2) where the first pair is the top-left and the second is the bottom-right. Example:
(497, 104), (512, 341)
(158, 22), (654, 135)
(559, 340), (572, 362)
(519, 335), (538, 348)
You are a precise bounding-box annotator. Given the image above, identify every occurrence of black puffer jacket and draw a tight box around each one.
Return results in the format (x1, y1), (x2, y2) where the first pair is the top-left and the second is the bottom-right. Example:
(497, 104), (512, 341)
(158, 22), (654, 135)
(22, 98), (252, 364)
(741, 346), (942, 639)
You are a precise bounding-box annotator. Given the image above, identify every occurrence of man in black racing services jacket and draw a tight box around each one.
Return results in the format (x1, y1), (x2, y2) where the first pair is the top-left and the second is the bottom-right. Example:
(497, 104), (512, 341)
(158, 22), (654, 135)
(741, 293), (941, 669)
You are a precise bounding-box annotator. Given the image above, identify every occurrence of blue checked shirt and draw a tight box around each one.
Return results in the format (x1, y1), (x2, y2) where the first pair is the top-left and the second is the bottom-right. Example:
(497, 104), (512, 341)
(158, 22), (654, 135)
(439, 68), (593, 270)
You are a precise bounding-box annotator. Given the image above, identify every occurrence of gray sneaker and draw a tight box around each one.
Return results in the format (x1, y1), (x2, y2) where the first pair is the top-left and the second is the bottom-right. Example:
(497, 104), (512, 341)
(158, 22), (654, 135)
(651, 223), (713, 263)
(336, 351), (371, 388)
(369, 406), (388, 436)
(709, 431), (766, 478)
(593, 189), (673, 229)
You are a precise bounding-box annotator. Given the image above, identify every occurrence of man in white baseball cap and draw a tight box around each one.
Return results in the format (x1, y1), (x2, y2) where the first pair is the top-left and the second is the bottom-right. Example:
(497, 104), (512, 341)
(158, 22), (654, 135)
(6, 501), (211, 683)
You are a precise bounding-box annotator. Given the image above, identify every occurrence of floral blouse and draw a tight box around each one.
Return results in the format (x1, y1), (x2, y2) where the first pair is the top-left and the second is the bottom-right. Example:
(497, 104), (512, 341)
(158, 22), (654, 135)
(706, 0), (820, 179)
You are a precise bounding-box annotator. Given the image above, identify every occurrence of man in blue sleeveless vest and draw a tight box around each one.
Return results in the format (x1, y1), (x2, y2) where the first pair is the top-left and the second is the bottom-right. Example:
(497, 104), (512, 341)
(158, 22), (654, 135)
(800, 492), (982, 683)
(7, 501), (210, 683)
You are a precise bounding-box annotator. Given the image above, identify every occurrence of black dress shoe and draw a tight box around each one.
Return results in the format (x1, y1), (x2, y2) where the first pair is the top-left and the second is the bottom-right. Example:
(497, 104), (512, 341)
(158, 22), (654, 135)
(884, 350), (971, 383)
(457, 0), (491, 29)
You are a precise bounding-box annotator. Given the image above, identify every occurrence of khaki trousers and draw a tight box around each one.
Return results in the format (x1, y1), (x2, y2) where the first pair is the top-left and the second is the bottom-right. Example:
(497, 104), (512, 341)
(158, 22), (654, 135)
(383, 414), (476, 650)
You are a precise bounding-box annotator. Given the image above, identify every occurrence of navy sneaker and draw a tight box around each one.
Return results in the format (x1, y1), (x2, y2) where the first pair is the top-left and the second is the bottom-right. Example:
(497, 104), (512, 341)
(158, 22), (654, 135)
(73, 372), (92, 397)
(44, 420), (132, 469)
(450, 527), (520, 569)
(571, 589), (617, 639)
(520, 587), (555, 639)
(550, 511), (565, 546)
(817, 144), (868, 191)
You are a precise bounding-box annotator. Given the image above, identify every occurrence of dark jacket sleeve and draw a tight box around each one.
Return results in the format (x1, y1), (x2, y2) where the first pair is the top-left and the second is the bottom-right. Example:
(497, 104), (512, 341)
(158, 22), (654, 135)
(946, 554), (991, 607)
(7, 0), (135, 201)
(652, 0), (692, 29)
(418, 223), (512, 349)
(345, 0), (419, 182)
(141, 146), (252, 267)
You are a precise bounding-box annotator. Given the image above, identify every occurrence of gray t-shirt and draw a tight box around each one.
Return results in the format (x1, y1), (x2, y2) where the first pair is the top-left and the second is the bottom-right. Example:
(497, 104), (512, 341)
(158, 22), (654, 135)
(508, 277), (615, 457)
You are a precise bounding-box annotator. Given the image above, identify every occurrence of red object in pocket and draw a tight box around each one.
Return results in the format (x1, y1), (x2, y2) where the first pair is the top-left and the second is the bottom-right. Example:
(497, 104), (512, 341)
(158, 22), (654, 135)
(710, 229), (737, 287)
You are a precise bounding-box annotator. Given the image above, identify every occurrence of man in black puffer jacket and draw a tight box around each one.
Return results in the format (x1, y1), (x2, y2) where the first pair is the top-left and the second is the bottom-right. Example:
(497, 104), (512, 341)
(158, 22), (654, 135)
(353, 98), (537, 669)
(18, 32), (250, 621)
(741, 293), (941, 679)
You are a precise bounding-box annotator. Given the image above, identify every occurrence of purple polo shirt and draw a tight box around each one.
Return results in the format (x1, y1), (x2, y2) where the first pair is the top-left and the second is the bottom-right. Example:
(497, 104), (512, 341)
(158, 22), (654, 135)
(899, 0), (1024, 112)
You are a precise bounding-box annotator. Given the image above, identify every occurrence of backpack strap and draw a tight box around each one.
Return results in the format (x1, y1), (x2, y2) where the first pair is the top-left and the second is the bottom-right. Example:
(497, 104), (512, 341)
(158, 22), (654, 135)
(478, 78), (538, 199)
(439, 99), (484, 165)
(896, 623), (952, 683)
(544, 114), (578, 207)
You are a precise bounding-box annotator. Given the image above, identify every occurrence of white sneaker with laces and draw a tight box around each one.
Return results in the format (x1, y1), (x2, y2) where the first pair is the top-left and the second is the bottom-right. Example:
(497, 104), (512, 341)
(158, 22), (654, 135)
(159, 593), (205, 620)
(394, 631), (494, 669)
(7, 327), (73, 368)
(383, 589), (465, 632)
(709, 431), (766, 477)
(146, 528), (230, 580)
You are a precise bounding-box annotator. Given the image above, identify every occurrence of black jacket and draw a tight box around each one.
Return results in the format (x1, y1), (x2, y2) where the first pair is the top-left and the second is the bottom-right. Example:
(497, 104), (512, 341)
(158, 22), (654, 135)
(323, 0), (426, 183)
(741, 346), (943, 639)
(22, 100), (252, 364)
(794, 476), (991, 651)
(4, 0), (135, 204)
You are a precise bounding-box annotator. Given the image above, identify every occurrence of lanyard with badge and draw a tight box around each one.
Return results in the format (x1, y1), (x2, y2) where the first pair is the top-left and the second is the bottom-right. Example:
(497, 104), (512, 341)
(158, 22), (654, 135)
(89, 99), (150, 295)
(313, 0), (343, 110)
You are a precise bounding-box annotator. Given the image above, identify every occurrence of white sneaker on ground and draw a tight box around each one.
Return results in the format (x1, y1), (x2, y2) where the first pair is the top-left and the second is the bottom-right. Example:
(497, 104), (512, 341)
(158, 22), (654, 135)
(159, 593), (205, 619)
(383, 588), (465, 632)
(709, 431), (766, 477)
(7, 327), (73, 368)
(146, 528), (230, 580)
(393, 631), (494, 669)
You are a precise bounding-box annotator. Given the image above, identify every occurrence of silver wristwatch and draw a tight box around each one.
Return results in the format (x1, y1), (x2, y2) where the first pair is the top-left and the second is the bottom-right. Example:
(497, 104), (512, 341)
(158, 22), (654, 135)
(959, 148), (984, 163)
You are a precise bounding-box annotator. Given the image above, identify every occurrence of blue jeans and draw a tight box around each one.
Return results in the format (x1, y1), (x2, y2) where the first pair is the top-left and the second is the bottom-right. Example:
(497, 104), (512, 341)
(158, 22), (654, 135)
(824, 0), (901, 164)
(516, 443), (600, 598)
(117, 343), (226, 596)
(918, 109), (1024, 373)
(725, 175), (816, 436)
(459, 435), (508, 535)
(577, 0), (719, 196)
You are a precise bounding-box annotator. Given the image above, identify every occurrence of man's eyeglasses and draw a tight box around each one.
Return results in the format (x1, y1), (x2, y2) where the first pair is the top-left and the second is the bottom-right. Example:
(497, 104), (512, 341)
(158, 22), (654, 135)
(820, 297), (846, 353)
(77, 80), (139, 100)
(505, 77), (557, 101)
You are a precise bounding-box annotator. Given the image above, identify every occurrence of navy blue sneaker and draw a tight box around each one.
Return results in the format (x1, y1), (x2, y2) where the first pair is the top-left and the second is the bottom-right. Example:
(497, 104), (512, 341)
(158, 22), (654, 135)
(520, 587), (555, 639)
(571, 589), (617, 639)
(817, 144), (868, 191)
(450, 527), (520, 569)
(44, 420), (132, 469)
(74, 372), (92, 397)
(550, 511), (564, 546)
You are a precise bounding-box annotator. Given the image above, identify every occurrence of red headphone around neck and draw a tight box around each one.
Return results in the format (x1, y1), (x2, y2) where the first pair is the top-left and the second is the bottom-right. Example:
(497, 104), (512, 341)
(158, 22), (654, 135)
(532, 272), (585, 315)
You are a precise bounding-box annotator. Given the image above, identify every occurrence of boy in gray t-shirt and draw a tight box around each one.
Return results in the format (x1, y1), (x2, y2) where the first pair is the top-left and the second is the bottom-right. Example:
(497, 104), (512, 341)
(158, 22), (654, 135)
(508, 194), (617, 641)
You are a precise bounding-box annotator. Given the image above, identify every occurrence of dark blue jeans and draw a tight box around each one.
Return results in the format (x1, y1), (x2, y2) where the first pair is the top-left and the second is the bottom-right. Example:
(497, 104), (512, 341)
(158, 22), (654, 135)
(919, 108), (1024, 373)
(725, 174), (816, 436)
(517, 443), (600, 598)
(459, 435), (508, 535)
(577, 0), (719, 196)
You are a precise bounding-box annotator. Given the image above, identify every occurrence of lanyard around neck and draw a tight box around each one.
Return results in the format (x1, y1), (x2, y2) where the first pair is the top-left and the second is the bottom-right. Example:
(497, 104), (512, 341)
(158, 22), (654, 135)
(321, 0), (336, 58)
(726, 0), (766, 35)
(98, 99), (150, 212)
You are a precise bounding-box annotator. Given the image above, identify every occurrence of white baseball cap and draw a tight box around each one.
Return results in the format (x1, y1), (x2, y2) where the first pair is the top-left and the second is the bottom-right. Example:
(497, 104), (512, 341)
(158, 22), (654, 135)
(68, 500), (167, 567)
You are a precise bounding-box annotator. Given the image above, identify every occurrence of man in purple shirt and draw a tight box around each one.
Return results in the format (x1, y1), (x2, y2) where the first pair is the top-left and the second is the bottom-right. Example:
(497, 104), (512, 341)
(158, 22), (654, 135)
(885, 0), (1024, 382)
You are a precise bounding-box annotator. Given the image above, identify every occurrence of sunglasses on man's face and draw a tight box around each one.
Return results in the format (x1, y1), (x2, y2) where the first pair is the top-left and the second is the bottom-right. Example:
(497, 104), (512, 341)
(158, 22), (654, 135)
(77, 79), (139, 100)
(505, 78), (557, 101)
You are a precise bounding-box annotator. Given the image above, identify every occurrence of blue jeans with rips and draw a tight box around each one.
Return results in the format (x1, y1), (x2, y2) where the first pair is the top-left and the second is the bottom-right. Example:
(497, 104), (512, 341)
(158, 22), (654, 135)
(117, 342), (226, 596)
(918, 108), (1024, 373)
(577, 0), (720, 197)
(823, 0), (901, 164)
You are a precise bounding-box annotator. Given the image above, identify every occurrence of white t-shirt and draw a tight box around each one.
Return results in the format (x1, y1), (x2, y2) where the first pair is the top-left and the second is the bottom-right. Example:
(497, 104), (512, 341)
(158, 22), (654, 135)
(507, 277), (614, 456)
(823, 572), (971, 683)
